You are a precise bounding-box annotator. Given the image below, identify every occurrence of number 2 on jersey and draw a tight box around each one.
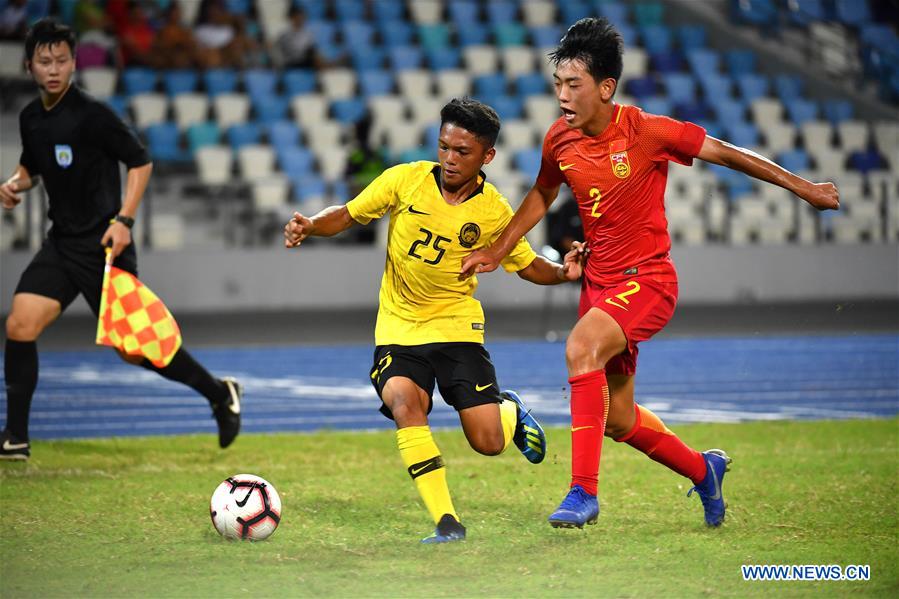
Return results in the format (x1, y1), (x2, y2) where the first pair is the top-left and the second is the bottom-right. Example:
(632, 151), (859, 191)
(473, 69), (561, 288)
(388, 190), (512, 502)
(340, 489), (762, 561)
(604, 280), (641, 311)
(589, 187), (602, 218)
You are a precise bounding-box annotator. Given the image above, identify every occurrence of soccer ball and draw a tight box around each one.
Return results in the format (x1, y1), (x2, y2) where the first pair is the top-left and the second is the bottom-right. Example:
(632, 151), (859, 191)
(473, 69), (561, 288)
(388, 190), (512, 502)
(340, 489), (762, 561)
(210, 474), (282, 540)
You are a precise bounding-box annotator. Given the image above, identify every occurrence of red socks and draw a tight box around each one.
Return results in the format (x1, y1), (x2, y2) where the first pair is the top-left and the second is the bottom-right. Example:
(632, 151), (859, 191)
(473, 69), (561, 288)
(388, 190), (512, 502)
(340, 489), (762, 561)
(615, 404), (707, 484)
(569, 370), (610, 496)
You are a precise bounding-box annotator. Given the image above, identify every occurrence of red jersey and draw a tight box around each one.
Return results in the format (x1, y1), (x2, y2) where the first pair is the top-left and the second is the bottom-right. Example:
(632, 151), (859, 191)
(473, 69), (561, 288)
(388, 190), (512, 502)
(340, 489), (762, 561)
(537, 104), (706, 285)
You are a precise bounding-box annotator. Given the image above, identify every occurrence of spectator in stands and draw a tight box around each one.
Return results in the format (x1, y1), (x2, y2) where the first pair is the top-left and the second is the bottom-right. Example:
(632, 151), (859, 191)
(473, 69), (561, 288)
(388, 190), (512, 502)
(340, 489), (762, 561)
(153, 1), (199, 69)
(194, 0), (257, 68)
(72, 0), (119, 69)
(0, 0), (27, 40)
(117, 0), (157, 67)
(343, 114), (386, 244)
(274, 5), (325, 69)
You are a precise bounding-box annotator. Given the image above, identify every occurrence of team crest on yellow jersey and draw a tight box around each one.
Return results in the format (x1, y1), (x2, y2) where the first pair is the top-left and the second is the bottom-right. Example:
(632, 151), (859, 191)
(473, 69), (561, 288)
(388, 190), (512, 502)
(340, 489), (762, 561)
(458, 222), (481, 248)
(609, 139), (630, 179)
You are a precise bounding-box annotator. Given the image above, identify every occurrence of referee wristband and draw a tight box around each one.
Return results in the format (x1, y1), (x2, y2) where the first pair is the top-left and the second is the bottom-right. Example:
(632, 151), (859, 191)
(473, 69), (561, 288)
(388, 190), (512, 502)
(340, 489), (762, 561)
(112, 214), (135, 229)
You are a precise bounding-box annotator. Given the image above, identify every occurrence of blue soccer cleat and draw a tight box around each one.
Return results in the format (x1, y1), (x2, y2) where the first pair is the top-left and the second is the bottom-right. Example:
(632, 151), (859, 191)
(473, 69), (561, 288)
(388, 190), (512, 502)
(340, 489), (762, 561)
(501, 390), (547, 464)
(687, 449), (732, 527)
(548, 484), (600, 528)
(421, 514), (466, 544)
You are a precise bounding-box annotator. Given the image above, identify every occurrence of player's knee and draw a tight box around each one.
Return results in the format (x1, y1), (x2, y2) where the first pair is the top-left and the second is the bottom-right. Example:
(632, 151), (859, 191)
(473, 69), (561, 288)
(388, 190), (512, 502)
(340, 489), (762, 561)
(388, 393), (426, 425)
(468, 429), (505, 456)
(5, 312), (41, 341)
(565, 337), (604, 371)
(605, 421), (630, 440)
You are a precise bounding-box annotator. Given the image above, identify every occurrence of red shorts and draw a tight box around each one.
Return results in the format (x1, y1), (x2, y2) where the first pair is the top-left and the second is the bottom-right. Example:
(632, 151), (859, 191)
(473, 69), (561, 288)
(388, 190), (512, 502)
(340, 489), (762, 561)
(578, 276), (678, 376)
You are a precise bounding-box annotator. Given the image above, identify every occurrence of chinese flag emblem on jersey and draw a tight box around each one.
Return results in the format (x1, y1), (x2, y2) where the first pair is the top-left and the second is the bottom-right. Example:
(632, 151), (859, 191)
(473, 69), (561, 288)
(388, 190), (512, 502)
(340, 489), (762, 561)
(95, 261), (182, 367)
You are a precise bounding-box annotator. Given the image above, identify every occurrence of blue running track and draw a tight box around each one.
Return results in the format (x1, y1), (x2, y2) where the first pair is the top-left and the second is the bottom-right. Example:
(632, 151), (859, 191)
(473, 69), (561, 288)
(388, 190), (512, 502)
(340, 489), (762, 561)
(2, 334), (897, 440)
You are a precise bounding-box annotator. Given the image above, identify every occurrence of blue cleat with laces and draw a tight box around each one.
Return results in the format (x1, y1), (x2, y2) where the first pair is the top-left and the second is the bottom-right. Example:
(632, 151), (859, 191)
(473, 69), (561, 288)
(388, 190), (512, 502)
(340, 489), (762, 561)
(501, 390), (546, 464)
(421, 514), (466, 544)
(687, 449), (732, 527)
(548, 484), (599, 528)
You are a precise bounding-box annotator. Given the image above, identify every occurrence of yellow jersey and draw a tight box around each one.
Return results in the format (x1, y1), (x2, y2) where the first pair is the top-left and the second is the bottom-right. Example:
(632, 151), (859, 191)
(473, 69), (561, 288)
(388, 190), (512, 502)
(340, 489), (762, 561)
(346, 161), (537, 345)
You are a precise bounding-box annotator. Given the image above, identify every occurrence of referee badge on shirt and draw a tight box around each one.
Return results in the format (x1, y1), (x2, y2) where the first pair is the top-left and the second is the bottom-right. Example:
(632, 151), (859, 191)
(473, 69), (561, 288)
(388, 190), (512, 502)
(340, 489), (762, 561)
(54, 144), (73, 168)
(609, 139), (630, 179)
(458, 222), (481, 248)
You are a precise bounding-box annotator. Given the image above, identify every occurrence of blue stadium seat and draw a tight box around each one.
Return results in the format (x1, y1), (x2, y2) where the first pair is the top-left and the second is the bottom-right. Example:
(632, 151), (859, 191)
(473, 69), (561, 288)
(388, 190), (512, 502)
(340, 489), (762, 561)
(341, 21), (376, 49)
(686, 49), (720, 77)
(253, 95), (290, 124)
(662, 73), (697, 104)
(694, 118), (723, 139)
(785, 98), (818, 126)
(725, 49), (757, 76)
(731, 0), (778, 26)
(395, 148), (431, 163)
(226, 122), (262, 150)
(596, 2), (630, 25)
(426, 48), (461, 71)
(379, 21), (415, 47)
(293, 0), (327, 20)
(633, 1), (664, 26)
(515, 73), (550, 97)
(617, 24), (638, 47)
(26, 0), (51, 21)
(244, 69), (278, 101)
(493, 23), (527, 47)
(833, 0), (871, 27)
(625, 76), (658, 99)
(560, 2), (592, 25)
(490, 95), (524, 120)
(293, 175), (328, 202)
(777, 149), (811, 172)
(123, 68), (157, 96)
(457, 23), (490, 47)
(418, 24), (451, 50)
(389, 46), (423, 70)
(370, 0), (405, 23)
(675, 100), (710, 122)
(677, 25), (707, 51)
(449, 1), (481, 25)
(307, 21), (338, 46)
(486, 0), (518, 24)
(774, 74), (804, 102)
(331, 98), (368, 124)
(146, 122), (189, 162)
(424, 123), (441, 149)
(640, 96), (672, 116)
(513, 148), (543, 176)
(204, 69), (239, 96)
(723, 122), (760, 147)
(650, 50), (685, 73)
(267, 120), (302, 149)
(283, 69), (317, 96)
(351, 47), (386, 71)
(697, 73), (733, 99)
(225, 0), (251, 15)
(186, 122), (221, 152)
(640, 24), (673, 54)
(359, 70), (394, 96)
(335, 0), (365, 22)
(786, 0), (827, 27)
(278, 146), (316, 175)
(105, 95), (128, 119)
(715, 98), (747, 124)
(474, 73), (508, 98)
(735, 73), (769, 102)
(848, 148), (887, 174)
(163, 70), (199, 96)
(530, 25), (564, 49)
(709, 164), (755, 199)
(822, 99), (854, 125)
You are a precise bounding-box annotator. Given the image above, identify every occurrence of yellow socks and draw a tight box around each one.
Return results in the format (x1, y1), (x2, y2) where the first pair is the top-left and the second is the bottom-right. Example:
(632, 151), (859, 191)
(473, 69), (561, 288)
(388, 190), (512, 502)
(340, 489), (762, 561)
(499, 396), (518, 452)
(396, 426), (457, 524)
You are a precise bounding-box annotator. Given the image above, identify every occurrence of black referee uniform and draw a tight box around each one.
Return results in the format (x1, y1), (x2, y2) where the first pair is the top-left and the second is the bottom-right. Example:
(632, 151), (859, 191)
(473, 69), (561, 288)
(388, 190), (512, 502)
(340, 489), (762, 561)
(2, 85), (241, 456)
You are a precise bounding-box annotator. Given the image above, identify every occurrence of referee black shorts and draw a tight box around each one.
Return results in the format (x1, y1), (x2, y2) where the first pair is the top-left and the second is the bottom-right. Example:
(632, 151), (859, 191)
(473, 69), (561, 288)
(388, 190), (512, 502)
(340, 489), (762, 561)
(14, 234), (138, 316)
(369, 342), (503, 420)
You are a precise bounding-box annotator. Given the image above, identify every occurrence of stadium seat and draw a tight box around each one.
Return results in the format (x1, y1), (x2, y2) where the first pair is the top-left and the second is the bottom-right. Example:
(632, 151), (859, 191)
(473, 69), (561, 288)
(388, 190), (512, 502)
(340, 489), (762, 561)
(490, 95), (524, 120)
(513, 148), (542, 177)
(833, 0), (871, 27)
(675, 100), (710, 123)
(822, 99), (854, 125)
(244, 69), (279, 104)
(408, 0), (443, 24)
(663, 73), (698, 104)
(723, 122), (760, 148)
(130, 93), (169, 130)
(872, 120), (899, 159)
(350, 47), (386, 71)
(750, 98), (784, 127)
(448, 1), (480, 25)
(426, 47), (461, 71)
(204, 69), (239, 97)
(530, 25), (563, 49)
(493, 23), (528, 47)
(319, 69), (357, 99)
(435, 70), (472, 98)
(640, 25), (673, 54)
(227, 122), (263, 150)
(474, 73), (508, 98)
(384, 122), (424, 154)
(122, 68), (157, 96)
(389, 46), (424, 71)
(409, 95), (444, 127)
(187, 122), (222, 153)
(521, 0), (555, 26)
(253, 95), (290, 124)
(266, 120), (301, 149)
(501, 47), (536, 78)
(457, 23), (491, 47)
(697, 72), (733, 100)
(725, 49), (757, 76)
(173, 93), (210, 130)
(774, 75), (804, 102)
(625, 76), (658, 99)
(79, 68), (117, 98)
(525, 95), (560, 123)
(785, 98), (818, 126)
(463, 46), (500, 76)
(330, 97), (368, 124)
(677, 25), (707, 51)
(596, 2), (630, 25)
(341, 21), (376, 48)
(146, 122), (190, 162)
(786, 0), (827, 27)
(848, 148), (887, 174)
(304, 121), (344, 151)
(486, 0), (518, 24)
(735, 73), (769, 103)
(314, 146), (350, 182)
(732, 0), (778, 26)
(163, 70), (199, 96)
(761, 122), (798, 153)
(359, 70), (395, 97)
(396, 70), (433, 97)
(640, 96), (673, 117)
(649, 50), (685, 74)
(633, 1), (665, 27)
(213, 93), (251, 129)
(251, 177), (290, 212)
(379, 20), (415, 47)
(498, 119), (535, 151)
(622, 47), (649, 79)
(800, 120), (834, 149)
(237, 144), (277, 181)
(418, 24), (451, 51)
(686, 49), (721, 77)
(293, 175), (328, 209)
(777, 148), (811, 172)
(283, 69), (317, 97)
(307, 21), (338, 46)
(515, 73), (549, 98)
(837, 120), (870, 153)
(560, 2), (592, 25)
(277, 145), (316, 175)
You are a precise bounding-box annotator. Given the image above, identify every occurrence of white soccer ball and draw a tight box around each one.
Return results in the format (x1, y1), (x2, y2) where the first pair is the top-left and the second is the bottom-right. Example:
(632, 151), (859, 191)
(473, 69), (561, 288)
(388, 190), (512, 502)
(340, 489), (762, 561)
(210, 474), (282, 541)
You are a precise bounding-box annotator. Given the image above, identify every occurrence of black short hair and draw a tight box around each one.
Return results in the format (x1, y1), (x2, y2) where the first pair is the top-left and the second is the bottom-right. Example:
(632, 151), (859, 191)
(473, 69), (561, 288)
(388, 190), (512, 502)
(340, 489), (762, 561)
(25, 18), (76, 61)
(440, 98), (501, 148)
(549, 17), (623, 84)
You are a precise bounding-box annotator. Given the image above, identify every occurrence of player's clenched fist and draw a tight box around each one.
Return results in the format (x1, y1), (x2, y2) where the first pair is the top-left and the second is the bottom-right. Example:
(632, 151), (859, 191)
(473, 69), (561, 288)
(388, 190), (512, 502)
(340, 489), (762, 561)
(802, 181), (840, 211)
(284, 211), (313, 248)
(0, 180), (23, 209)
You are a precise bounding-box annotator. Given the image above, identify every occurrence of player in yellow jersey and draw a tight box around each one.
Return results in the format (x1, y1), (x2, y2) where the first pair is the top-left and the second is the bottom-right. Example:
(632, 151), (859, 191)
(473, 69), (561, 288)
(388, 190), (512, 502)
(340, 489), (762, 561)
(284, 98), (587, 543)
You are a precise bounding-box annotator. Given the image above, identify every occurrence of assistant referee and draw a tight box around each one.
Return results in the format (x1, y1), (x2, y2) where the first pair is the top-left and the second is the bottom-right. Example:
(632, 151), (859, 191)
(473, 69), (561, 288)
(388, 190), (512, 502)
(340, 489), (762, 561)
(0, 19), (241, 460)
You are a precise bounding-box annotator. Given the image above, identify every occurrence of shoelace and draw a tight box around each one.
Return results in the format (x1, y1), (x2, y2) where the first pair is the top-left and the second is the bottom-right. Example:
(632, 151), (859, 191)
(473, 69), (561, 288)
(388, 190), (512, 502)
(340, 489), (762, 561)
(558, 487), (590, 510)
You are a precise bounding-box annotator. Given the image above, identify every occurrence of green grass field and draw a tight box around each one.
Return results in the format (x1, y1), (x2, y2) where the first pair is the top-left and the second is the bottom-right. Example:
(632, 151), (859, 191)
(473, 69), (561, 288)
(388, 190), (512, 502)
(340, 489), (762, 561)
(1, 418), (897, 598)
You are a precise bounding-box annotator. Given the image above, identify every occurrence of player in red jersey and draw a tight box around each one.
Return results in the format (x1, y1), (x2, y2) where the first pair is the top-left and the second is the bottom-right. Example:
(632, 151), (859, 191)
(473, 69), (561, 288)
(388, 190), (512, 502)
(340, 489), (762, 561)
(461, 17), (839, 529)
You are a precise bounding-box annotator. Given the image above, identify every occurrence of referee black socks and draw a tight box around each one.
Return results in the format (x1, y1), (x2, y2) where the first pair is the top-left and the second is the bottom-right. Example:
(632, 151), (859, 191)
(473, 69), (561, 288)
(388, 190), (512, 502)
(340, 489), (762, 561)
(4, 339), (38, 441)
(140, 348), (228, 405)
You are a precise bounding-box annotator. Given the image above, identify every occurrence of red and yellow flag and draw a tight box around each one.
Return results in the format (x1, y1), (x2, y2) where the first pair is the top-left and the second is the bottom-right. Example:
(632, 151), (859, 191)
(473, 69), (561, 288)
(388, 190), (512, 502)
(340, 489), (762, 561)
(95, 256), (182, 368)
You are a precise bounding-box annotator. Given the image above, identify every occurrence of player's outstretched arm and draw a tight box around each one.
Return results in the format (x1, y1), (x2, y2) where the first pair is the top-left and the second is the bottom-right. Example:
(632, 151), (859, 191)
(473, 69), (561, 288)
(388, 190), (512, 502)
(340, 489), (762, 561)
(0, 165), (37, 210)
(697, 135), (839, 211)
(283, 205), (355, 248)
(461, 181), (561, 277)
(517, 240), (589, 285)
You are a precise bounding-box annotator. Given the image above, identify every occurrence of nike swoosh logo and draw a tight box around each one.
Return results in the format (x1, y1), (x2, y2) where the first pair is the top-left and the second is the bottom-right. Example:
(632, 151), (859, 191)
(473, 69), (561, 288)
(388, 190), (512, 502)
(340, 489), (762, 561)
(604, 297), (629, 311)
(708, 458), (722, 501)
(475, 383), (494, 392)
(408, 206), (430, 215)
(559, 162), (575, 171)
(235, 485), (255, 507)
(570, 426), (594, 432)
(2, 440), (28, 451)
(225, 380), (241, 414)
